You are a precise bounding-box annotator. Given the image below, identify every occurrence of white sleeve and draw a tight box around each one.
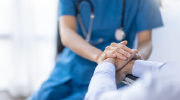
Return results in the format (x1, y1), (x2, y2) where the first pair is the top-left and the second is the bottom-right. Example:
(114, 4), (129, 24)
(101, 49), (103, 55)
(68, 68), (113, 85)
(98, 62), (180, 100)
(132, 60), (165, 77)
(84, 62), (117, 100)
(98, 62), (174, 100)
(98, 72), (158, 100)
(85, 61), (167, 100)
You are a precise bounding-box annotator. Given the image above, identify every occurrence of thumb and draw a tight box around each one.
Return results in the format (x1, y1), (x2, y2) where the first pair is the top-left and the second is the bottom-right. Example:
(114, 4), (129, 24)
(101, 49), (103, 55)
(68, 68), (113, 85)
(120, 40), (128, 45)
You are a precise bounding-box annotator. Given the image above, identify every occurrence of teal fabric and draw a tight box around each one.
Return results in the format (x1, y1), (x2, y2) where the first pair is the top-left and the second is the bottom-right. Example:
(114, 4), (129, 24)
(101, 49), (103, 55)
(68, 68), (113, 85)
(29, 0), (163, 99)
(27, 80), (88, 100)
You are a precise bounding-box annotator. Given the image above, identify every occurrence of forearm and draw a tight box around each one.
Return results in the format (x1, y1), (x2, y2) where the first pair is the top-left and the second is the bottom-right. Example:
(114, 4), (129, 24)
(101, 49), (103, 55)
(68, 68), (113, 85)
(137, 30), (152, 60)
(116, 60), (165, 85)
(137, 41), (152, 60)
(60, 16), (102, 63)
(61, 28), (102, 62)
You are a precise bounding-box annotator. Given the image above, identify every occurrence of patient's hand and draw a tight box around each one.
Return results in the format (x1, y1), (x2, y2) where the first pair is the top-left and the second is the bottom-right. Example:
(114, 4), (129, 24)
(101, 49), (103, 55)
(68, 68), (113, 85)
(99, 57), (135, 85)
(98, 46), (140, 85)
(111, 52), (137, 85)
(115, 52), (137, 71)
(115, 60), (135, 84)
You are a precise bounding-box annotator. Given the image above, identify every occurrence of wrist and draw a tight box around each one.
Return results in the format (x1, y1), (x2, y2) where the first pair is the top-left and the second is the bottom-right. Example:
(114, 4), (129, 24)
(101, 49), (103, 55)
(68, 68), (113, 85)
(94, 50), (103, 63)
(121, 60), (135, 75)
(105, 58), (115, 65)
(98, 58), (115, 65)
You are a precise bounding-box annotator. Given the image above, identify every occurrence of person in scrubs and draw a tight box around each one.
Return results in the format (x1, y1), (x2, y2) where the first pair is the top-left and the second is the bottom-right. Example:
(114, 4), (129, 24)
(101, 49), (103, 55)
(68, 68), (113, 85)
(28, 0), (163, 100)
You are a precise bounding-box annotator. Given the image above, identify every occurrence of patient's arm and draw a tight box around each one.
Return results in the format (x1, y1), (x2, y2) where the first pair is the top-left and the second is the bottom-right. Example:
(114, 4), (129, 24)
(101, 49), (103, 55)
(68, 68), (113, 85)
(85, 58), (165, 100)
(85, 58), (117, 100)
(99, 63), (172, 100)
(85, 57), (135, 100)
(98, 57), (134, 83)
(115, 60), (165, 85)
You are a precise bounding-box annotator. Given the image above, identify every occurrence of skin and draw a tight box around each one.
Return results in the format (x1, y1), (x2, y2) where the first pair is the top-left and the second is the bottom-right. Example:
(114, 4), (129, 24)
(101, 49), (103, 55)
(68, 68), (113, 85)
(60, 15), (152, 86)
(99, 41), (136, 62)
(60, 16), (102, 63)
(109, 30), (152, 60)
(59, 16), (146, 64)
(98, 53), (134, 71)
(114, 49), (141, 84)
(115, 60), (135, 85)
(99, 57), (135, 85)
(108, 31), (152, 84)
(137, 30), (152, 60)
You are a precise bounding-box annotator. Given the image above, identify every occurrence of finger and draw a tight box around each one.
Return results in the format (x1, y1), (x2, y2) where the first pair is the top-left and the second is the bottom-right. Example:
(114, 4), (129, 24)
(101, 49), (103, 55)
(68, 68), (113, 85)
(105, 47), (128, 60)
(105, 50), (117, 58)
(132, 53), (141, 60)
(115, 52), (127, 60)
(100, 53), (106, 62)
(110, 43), (134, 54)
(101, 50), (116, 61)
(132, 49), (138, 53)
(136, 54), (141, 59)
(105, 46), (112, 50)
(107, 46), (131, 58)
(119, 40), (128, 45)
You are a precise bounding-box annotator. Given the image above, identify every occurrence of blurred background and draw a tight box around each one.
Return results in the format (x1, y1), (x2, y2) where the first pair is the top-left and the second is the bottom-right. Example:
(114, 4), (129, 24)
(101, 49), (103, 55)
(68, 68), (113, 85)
(0, 0), (180, 100)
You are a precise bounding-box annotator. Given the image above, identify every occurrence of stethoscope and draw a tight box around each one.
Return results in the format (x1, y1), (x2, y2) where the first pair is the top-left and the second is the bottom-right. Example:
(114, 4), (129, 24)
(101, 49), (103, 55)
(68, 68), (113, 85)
(76, 0), (126, 45)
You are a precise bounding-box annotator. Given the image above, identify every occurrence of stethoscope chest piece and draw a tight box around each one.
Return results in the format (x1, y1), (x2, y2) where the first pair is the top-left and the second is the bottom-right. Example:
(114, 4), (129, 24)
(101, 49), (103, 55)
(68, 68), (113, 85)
(115, 28), (126, 41)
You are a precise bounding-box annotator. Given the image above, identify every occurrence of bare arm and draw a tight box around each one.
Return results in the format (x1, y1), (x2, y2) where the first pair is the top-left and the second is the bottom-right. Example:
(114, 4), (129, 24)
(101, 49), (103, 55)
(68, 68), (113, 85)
(60, 16), (102, 63)
(137, 30), (152, 60)
(60, 16), (133, 63)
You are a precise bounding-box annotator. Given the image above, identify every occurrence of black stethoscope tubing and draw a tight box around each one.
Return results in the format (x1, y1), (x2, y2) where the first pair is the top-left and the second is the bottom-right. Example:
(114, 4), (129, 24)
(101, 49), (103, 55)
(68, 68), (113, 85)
(76, 0), (125, 45)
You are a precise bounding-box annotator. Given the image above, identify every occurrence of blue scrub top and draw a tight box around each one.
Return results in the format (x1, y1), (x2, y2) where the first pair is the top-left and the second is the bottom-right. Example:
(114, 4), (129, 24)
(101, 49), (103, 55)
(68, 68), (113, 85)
(42, 0), (163, 89)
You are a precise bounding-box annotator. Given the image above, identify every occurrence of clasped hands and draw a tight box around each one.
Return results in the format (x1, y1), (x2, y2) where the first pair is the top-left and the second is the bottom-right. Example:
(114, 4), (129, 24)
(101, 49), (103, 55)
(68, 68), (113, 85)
(97, 41), (141, 85)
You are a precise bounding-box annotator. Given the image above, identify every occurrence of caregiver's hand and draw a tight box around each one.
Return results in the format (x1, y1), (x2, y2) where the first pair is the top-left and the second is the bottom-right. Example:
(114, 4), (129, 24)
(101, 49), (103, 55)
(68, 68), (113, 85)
(96, 41), (134, 64)
(98, 58), (115, 66)
(115, 52), (138, 71)
(131, 49), (142, 60)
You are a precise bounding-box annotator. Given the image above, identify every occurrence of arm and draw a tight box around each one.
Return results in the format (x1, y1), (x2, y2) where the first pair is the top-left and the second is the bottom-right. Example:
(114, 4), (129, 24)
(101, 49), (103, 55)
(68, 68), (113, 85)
(60, 16), (102, 63)
(137, 30), (152, 60)
(84, 58), (119, 100)
(135, 0), (163, 60)
(85, 59), (165, 100)
(60, 16), (133, 63)
(85, 53), (137, 100)
(116, 60), (165, 85)
(99, 65), (170, 100)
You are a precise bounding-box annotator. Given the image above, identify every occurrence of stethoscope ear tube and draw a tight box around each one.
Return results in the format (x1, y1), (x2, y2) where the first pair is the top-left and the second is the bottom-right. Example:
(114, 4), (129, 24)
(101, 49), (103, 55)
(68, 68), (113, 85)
(76, 0), (126, 45)
(76, 0), (94, 14)
(77, 13), (88, 38)
(86, 12), (94, 42)
(76, 0), (104, 45)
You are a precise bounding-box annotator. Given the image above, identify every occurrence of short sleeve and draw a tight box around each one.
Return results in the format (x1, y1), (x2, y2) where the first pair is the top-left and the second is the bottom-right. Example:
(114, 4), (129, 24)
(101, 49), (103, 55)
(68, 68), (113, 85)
(136, 0), (163, 32)
(58, 0), (76, 17)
